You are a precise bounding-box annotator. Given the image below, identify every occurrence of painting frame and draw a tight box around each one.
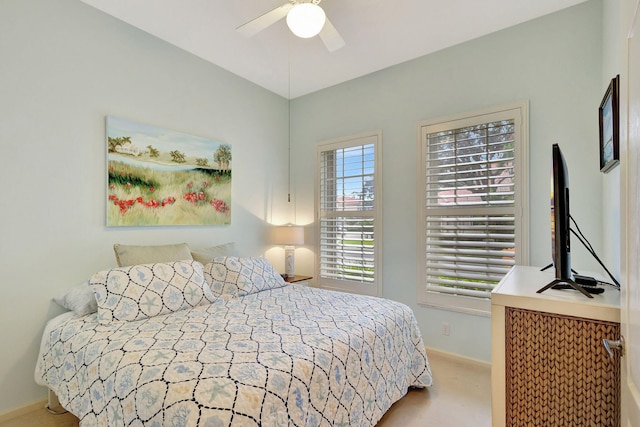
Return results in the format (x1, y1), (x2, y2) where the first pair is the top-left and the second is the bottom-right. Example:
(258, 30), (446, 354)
(106, 116), (232, 227)
(599, 74), (620, 173)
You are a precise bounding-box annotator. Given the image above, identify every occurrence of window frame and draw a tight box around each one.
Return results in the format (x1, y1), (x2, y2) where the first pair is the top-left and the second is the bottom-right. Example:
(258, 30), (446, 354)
(417, 102), (529, 316)
(315, 130), (382, 297)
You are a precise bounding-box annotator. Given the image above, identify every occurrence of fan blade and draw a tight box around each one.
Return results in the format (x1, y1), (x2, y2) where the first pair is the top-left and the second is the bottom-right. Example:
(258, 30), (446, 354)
(319, 17), (345, 52)
(236, 2), (294, 38)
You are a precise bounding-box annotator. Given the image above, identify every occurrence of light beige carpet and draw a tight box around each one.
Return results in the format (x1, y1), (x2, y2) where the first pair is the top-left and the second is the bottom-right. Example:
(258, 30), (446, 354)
(1, 350), (491, 427)
(378, 350), (492, 426)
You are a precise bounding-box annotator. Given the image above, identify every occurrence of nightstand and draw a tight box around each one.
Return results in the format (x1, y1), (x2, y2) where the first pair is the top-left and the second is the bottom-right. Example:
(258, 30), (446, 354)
(284, 275), (313, 286)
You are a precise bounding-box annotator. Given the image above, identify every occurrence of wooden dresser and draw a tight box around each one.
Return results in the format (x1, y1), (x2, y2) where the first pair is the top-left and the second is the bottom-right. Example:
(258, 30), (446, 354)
(491, 265), (621, 426)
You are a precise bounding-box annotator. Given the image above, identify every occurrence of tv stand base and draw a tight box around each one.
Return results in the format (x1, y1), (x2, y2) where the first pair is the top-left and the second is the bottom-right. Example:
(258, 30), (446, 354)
(537, 278), (593, 298)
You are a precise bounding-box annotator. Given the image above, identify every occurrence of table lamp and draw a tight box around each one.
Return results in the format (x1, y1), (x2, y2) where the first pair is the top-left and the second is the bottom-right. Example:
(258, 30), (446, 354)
(273, 225), (304, 278)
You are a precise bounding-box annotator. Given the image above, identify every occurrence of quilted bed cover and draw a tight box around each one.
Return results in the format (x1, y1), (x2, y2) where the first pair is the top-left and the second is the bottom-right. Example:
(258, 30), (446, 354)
(35, 285), (432, 426)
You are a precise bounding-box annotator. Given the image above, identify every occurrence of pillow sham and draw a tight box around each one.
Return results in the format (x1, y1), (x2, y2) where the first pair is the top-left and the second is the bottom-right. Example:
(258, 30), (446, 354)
(203, 256), (287, 299)
(90, 260), (213, 323)
(113, 243), (193, 267)
(190, 242), (237, 265)
(52, 281), (97, 316)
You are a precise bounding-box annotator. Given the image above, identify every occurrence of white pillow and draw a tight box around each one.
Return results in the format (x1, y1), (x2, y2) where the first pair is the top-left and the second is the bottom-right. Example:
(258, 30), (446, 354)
(113, 243), (193, 267)
(203, 256), (287, 299)
(190, 242), (237, 264)
(52, 281), (97, 316)
(90, 260), (213, 323)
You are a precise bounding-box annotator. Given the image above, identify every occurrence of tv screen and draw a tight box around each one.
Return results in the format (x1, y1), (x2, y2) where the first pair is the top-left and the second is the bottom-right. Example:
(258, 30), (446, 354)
(551, 143), (571, 281)
(539, 143), (615, 297)
(538, 144), (596, 297)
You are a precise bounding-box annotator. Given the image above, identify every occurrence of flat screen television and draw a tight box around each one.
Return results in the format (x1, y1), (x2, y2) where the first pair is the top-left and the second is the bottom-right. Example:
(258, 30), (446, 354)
(537, 143), (594, 297)
(551, 143), (571, 282)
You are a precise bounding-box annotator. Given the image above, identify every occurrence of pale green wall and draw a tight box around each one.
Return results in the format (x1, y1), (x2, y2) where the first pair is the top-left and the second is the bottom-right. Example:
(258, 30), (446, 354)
(601, 0), (623, 282)
(290, 0), (604, 360)
(0, 0), (289, 413)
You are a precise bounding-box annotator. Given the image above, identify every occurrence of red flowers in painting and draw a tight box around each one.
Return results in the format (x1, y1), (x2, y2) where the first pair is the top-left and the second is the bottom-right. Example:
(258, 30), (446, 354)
(109, 186), (172, 214)
(182, 189), (207, 204)
(210, 199), (229, 213)
(162, 196), (176, 206)
(111, 198), (135, 214)
(109, 182), (228, 215)
(183, 192), (198, 204)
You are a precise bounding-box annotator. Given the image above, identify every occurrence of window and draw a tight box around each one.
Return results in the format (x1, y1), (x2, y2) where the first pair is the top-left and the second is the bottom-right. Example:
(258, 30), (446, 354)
(418, 103), (529, 315)
(316, 131), (382, 296)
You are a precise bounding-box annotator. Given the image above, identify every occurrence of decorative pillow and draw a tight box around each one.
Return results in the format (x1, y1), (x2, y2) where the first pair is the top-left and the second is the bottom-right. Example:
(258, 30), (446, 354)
(203, 256), (287, 299)
(113, 243), (193, 267)
(53, 281), (97, 316)
(190, 242), (237, 264)
(90, 260), (213, 323)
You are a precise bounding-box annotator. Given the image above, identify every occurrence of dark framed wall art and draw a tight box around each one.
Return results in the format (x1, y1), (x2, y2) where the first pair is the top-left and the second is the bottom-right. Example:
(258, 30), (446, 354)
(599, 74), (620, 173)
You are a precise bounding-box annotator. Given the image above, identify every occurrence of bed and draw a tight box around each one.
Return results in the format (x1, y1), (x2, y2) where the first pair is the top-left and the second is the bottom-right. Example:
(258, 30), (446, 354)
(35, 255), (432, 426)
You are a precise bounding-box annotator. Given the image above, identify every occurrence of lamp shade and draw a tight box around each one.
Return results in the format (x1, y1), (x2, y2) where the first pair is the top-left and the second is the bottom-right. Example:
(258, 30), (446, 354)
(273, 225), (304, 246)
(286, 3), (326, 38)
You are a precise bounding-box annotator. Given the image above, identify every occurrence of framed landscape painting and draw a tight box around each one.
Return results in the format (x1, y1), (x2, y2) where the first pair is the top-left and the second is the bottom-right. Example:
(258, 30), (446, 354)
(106, 116), (231, 226)
(599, 75), (620, 173)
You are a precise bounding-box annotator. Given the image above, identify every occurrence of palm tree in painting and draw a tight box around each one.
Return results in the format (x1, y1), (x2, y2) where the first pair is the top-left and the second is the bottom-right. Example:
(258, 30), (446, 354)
(108, 136), (132, 153)
(169, 150), (186, 163)
(147, 145), (160, 158)
(214, 145), (232, 170)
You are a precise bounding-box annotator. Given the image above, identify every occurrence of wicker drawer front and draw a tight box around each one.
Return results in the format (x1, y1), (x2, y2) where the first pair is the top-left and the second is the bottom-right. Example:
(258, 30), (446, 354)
(505, 307), (620, 427)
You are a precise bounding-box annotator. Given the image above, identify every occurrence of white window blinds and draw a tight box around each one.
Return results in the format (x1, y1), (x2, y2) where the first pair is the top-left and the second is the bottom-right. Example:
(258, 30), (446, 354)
(419, 104), (528, 314)
(316, 132), (381, 296)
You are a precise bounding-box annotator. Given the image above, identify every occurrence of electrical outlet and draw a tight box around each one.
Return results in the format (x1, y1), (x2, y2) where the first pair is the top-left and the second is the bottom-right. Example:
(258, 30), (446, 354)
(441, 322), (450, 336)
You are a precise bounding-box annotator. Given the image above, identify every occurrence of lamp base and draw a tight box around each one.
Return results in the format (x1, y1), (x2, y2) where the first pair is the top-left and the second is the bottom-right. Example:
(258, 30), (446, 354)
(284, 245), (295, 278)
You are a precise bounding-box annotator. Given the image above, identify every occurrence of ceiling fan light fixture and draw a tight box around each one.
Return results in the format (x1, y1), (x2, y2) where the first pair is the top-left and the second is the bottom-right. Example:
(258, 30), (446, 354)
(286, 3), (326, 38)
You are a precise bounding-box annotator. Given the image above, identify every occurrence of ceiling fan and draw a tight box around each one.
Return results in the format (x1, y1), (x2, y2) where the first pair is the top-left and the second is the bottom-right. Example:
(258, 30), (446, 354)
(236, 0), (345, 52)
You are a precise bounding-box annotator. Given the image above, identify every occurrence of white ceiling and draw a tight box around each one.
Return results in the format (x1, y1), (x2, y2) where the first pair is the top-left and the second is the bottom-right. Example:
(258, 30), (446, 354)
(80, 0), (588, 99)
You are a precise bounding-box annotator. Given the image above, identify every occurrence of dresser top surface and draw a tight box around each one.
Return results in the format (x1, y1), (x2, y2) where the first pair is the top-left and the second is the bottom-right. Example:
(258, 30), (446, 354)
(492, 265), (620, 322)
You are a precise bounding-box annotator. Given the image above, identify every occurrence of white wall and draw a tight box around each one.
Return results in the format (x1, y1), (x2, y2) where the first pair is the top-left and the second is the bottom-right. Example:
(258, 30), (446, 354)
(0, 0), (290, 413)
(601, 1), (625, 282)
(290, 0), (604, 361)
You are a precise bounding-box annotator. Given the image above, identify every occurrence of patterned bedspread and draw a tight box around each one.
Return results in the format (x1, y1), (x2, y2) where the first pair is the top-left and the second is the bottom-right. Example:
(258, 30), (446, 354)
(36, 285), (432, 426)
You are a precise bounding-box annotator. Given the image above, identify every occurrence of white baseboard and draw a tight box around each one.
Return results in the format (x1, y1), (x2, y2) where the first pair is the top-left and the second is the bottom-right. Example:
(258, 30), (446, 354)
(426, 346), (492, 369)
